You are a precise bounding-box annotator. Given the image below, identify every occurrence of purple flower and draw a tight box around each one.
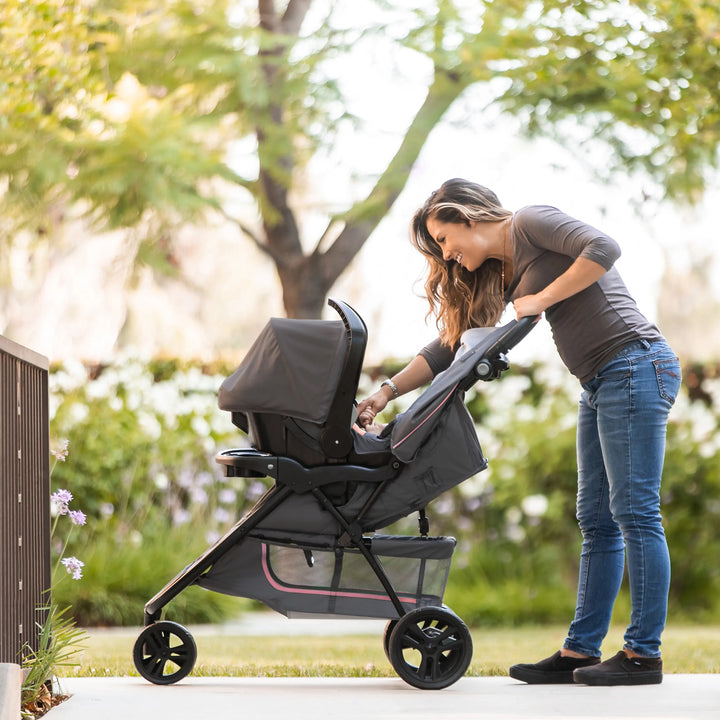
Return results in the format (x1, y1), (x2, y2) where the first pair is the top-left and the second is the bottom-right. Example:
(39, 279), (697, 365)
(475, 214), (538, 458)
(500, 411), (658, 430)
(218, 489), (236, 505)
(61, 556), (84, 580)
(68, 509), (87, 526)
(205, 530), (221, 546)
(51, 489), (73, 515)
(214, 508), (231, 524)
(246, 481), (266, 500)
(172, 509), (191, 526)
(190, 486), (208, 505)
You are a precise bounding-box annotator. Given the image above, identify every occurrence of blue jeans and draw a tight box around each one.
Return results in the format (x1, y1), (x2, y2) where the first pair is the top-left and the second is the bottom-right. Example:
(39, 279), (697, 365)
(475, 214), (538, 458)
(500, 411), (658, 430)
(563, 339), (681, 659)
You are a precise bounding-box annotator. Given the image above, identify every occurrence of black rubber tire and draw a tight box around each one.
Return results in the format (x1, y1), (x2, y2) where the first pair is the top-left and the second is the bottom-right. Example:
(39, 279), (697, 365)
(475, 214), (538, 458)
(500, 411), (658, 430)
(383, 618), (398, 662)
(133, 621), (197, 685)
(387, 606), (473, 690)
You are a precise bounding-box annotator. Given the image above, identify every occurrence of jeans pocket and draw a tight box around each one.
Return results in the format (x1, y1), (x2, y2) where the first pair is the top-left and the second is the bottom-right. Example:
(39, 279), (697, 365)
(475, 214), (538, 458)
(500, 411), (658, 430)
(653, 357), (681, 405)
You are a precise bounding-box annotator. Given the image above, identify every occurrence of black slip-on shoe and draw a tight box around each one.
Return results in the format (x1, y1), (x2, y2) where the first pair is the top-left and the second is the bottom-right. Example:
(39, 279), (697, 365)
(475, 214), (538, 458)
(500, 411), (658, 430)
(509, 650), (601, 684)
(573, 650), (663, 686)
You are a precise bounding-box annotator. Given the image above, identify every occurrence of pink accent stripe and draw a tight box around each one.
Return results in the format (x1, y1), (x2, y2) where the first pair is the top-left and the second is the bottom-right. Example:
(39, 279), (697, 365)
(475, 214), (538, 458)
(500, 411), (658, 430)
(391, 383), (458, 451)
(260, 544), (417, 605)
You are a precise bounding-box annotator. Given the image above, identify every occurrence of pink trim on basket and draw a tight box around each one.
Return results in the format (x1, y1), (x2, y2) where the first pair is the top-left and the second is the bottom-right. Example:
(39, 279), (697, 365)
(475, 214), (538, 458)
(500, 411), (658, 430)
(391, 384), (458, 451)
(261, 544), (418, 604)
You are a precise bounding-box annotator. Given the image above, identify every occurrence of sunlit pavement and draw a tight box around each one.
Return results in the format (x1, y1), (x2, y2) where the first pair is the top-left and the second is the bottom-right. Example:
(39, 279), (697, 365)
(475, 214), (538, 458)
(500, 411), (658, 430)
(46, 618), (720, 719)
(50, 674), (719, 720)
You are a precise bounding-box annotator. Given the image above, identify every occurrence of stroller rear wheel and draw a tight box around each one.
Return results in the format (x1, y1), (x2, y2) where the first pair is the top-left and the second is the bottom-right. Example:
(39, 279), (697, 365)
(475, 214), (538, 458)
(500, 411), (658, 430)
(387, 606), (472, 690)
(133, 621), (197, 685)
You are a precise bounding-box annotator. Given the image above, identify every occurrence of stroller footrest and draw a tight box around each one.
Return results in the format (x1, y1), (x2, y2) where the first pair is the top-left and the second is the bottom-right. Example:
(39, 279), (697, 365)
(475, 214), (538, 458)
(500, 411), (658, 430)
(274, 457), (398, 493)
(216, 449), (399, 489)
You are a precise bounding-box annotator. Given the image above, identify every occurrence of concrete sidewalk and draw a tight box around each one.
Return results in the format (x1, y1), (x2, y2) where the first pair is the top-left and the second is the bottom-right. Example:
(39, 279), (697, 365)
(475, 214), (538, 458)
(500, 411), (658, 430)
(49, 674), (720, 720)
(8, 617), (720, 720)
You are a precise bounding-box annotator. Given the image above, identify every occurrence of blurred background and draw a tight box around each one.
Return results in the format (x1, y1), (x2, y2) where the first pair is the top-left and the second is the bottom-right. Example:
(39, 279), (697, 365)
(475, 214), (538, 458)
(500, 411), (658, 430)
(3, 0), (720, 628)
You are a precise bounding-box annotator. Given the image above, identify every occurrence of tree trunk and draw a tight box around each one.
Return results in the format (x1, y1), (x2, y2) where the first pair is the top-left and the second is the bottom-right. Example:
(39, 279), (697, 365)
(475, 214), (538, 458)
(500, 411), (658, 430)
(276, 253), (332, 319)
(254, 1), (468, 320)
(277, 70), (468, 319)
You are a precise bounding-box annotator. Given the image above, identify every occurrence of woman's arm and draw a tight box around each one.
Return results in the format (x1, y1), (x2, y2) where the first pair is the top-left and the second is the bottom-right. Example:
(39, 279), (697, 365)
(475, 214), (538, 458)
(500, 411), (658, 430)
(357, 354), (434, 426)
(513, 256), (608, 318)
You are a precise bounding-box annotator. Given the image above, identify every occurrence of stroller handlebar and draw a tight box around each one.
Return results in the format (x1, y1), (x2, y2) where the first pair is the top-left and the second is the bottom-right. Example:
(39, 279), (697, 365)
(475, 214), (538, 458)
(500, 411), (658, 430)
(463, 314), (540, 387)
(489, 314), (540, 355)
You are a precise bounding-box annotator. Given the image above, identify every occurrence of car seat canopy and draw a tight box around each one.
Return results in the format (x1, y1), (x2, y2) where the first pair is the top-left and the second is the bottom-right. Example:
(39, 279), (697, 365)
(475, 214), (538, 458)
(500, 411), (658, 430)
(218, 318), (348, 424)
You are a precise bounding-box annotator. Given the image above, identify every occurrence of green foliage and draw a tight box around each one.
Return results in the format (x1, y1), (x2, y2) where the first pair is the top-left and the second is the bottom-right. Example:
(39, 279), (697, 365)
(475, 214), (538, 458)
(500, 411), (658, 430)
(661, 398), (720, 618)
(496, 0), (720, 200)
(53, 525), (247, 627)
(3, 1), (720, 320)
(50, 354), (720, 627)
(378, 359), (720, 626)
(49, 357), (256, 625)
(21, 604), (86, 712)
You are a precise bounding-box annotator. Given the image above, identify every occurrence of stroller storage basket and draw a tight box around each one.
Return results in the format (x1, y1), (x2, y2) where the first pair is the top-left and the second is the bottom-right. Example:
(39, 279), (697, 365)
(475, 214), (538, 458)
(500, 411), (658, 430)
(198, 534), (456, 619)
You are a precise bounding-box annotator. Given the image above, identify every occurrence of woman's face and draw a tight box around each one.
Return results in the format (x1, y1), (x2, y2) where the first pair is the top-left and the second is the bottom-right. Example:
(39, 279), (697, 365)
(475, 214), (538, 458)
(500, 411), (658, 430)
(426, 216), (487, 273)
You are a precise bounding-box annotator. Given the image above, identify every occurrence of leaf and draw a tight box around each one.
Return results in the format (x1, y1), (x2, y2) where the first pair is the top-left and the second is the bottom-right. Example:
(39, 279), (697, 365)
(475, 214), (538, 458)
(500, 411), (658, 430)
(21, 603), (87, 707)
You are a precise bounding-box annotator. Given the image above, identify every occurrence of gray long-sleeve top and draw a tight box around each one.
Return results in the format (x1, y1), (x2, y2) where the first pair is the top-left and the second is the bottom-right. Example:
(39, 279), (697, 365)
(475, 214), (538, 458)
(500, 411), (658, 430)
(419, 205), (662, 383)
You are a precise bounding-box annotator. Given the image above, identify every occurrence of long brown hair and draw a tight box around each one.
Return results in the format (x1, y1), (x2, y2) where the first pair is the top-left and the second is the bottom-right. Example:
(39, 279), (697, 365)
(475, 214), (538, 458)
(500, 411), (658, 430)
(410, 179), (513, 348)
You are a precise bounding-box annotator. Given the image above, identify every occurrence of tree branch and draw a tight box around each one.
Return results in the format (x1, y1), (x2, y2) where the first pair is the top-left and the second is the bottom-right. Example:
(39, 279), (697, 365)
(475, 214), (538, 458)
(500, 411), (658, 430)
(320, 68), (469, 279)
(215, 206), (287, 265)
(254, 0), (304, 262)
(282, 0), (313, 35)
(312, 216), (344, 256)
(258, 0), (279, 32)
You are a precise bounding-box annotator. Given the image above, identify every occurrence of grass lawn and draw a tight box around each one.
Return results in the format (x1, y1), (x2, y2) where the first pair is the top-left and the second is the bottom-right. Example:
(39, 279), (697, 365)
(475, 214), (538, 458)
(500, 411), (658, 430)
(64, 618), (720, 679)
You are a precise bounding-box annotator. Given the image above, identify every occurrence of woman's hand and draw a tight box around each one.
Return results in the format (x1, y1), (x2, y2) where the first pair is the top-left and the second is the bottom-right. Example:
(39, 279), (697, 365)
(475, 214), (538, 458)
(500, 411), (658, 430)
(513, 294), (548, 319)
(356, 355), (434, 428)
(513, 295), (548, 320)
(357, 390), (389, 427)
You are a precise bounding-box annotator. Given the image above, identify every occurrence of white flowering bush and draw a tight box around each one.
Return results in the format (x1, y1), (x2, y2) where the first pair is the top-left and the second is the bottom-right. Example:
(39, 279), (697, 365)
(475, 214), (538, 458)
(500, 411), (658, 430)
(49, 357), (254, 625)
(48, 353), (720, 626)
(368, 358), (720, 626)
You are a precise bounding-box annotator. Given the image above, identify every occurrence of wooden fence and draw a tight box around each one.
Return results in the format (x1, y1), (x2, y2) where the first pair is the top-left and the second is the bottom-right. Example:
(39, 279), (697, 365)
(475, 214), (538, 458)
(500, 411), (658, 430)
(0, 335), (50, 664)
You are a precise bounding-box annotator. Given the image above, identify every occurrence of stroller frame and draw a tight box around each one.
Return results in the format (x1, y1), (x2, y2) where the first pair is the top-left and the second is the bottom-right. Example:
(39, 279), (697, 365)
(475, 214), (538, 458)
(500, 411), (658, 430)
(133, 299), (537, 690)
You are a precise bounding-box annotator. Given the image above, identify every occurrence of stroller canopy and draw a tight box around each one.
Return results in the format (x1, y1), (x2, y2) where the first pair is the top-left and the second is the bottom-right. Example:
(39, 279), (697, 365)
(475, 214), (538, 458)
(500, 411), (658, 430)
(219, 318), (348, 424)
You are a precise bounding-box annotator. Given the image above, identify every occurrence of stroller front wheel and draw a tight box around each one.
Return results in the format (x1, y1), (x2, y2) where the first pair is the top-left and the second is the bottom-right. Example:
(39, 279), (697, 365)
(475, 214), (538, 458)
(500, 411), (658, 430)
(387, 606), (472, 690)
(133, 621), (197, 685)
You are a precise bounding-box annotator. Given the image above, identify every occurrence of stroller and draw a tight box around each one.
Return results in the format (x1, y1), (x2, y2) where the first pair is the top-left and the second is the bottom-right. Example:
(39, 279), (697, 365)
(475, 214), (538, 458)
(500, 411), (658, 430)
(132, 299), (536, 690)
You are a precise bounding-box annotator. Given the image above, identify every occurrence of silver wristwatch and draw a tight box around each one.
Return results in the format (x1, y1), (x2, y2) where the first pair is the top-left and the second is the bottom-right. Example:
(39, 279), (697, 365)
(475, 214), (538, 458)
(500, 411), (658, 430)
(381, 379), (400, 398)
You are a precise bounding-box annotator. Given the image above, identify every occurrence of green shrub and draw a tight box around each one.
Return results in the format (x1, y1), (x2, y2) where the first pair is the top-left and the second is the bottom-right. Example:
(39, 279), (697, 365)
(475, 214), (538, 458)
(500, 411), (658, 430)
(49, 358), (257, 626)
(53, 524), (249, 626)
(379, 360), (720, 626)
(49, 355), (720, 627)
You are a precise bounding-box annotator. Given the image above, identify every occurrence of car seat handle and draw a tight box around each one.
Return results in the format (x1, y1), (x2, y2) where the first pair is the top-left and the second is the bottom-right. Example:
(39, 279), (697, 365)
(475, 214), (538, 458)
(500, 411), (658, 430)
(322, 298), (368, 458)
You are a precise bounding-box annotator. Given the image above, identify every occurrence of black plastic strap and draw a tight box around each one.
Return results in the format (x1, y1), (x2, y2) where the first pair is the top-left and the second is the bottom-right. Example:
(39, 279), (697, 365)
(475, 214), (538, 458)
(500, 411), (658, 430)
(418, 509), (430, 537)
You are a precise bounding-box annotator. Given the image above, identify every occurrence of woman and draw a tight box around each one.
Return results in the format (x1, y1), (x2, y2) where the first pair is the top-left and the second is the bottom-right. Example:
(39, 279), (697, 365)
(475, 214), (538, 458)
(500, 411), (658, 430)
(357, 178), (681, 686)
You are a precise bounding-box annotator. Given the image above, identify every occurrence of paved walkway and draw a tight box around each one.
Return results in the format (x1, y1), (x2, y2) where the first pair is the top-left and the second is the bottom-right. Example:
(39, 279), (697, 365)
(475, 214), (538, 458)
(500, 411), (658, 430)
(23, 617), (720, 720)
(50, 674), (720, 720)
